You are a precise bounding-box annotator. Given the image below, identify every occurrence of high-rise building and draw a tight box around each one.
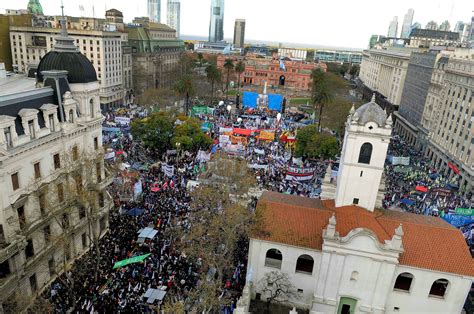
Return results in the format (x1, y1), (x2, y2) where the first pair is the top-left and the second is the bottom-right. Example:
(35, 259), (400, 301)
(167, 0), (181, 37)
(438, 20), (451, 32)
(426, 20), (438, 30)
(454, 21), (464, 33)
(400, 8), (414, 39)
(387, 16), (398, 38)
(233, 19), (245, 48)
(147, 0), (161, 23)
(209, 0), (224, 42)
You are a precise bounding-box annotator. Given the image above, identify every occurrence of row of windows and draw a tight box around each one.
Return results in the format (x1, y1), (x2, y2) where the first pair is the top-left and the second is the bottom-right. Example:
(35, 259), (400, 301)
(264, 249), (314, 274)
(394, 272), (450, 298)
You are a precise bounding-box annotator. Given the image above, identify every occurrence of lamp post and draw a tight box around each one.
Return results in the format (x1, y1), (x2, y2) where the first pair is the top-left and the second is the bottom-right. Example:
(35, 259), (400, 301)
(227, 104), (232, 124)
(176, 142), (181, 162)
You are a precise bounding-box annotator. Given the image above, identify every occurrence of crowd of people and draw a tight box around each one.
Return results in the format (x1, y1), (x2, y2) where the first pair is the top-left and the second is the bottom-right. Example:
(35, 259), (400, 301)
(44, 100), (472, 312)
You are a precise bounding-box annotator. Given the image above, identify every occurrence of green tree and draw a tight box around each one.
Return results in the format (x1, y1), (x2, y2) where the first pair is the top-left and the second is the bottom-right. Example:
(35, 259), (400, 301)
(295, 125), (338, 159)
(197, 52), (204, 66)
(223, 58), (234, 99)
(234, 60), (245, 92)
(206, 63), (222, 106)
(349, 64), (360, 78)
(171, 117), (213, 151)
(340, 63), (349, 76)
(310, 68), (333, 132)
(131, 112), (174, 153)
(174, 74), (195, 116)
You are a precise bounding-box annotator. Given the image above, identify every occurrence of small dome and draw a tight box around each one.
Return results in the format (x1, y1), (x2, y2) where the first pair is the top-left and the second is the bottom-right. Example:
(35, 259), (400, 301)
(27, 0), (43, 15)
(37, 51), (97, 84)
(354, 95), (387, 127)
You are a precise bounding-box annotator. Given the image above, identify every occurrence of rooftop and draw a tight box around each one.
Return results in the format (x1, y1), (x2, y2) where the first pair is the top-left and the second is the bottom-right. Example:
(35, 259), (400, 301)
(255, 191), (474, 277)
(410, 28), (459, 41)
(0, 75), (36, 96)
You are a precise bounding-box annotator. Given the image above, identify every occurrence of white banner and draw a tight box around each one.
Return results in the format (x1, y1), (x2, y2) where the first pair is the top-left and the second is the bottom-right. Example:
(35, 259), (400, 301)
(292, 157), (303, 166)
(248, 164), (269, 170)
(219, 127), (233, 133)
(254, 148), (265, 155)
(104, 151), (115, 160)
(114, 116), (131, 126)
(392, 156), (410, 166)
(196, 150), (211, 162)
(161, 164), (175, 177)
(285, 174), (314, 181)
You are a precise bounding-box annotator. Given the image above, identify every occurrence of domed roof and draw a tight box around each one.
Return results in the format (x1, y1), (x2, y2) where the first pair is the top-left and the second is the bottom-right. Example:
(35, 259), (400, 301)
(354, 95), (387, 127)
(27, 0), (43, 15)
(37, 50), (97, 84)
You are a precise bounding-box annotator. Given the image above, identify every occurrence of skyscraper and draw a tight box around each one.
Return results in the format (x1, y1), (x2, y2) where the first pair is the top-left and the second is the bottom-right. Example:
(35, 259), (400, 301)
(388, 16), (398, 38)
(400, 8), (414, 39)
(438, 20), (451, 31)
(167, 0), (181, 37)
(425, 20), (438, 30)
(233, 19), (245, 48)
(148, 0), (161, 23)
(209, 0), (224, 42)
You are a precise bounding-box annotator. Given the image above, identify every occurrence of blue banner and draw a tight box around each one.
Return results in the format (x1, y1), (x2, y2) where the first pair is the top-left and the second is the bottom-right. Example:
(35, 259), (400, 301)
(268, 94), (283, 112)
(442, 214), (474, 228)
(243, 92), (258, 108)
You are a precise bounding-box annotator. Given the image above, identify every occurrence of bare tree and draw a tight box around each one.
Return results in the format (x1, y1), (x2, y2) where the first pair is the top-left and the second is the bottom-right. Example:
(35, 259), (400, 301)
(258, 271), (300, 313)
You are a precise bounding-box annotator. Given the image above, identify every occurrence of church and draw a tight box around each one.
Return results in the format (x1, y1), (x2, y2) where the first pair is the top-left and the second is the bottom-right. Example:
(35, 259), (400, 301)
(239, 98), (474, 314)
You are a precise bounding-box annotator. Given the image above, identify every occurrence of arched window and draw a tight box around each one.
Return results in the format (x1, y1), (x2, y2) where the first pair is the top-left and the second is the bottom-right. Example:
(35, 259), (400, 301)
(68, 109), (74, 123)
(295, 254), (314, 274)
(89, 98), (94, 118)
(429, 279), (449, 298)
(350, 271), (359, 281)
(265, 248), (282, 269)
(358, 142), (373, 164)
(393, 272), (414, 291)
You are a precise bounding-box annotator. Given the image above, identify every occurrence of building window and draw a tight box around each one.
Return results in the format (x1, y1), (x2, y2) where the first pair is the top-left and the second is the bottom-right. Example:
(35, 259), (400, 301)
(81, 233), (87, 249)
(265, 248), (283, 269)
(295, 254), (314, 274)
(79, 207), (86, 219)
(28, 120), (35, 139)
(4, 127), (12, 148)
(57, 183), (64, 203)
(96, 162), (102, 182)
(393, 272), (414, 292)
(358, 142), (373, 164)
(25, 239), (34, 260)
(34, 162), (41, 179)
(29, 274), (37, 293)
(68, 109), (74, 123)
(17, 206), (26, 230)
(353, 198), (359, 205)
(429, 279), (449, 298)
(53, 153), (61, 169)
(48, 258), (55, 276)
(43, 225), (51, 244)
(0, 224), (5, 246)
(62, 213), (69, 229)
(39, 193), (46, 216)
(90, 99), (95, 118)
(72, 146), (79, 161)
(11, 172), (19, 191)
(0, 258), (11, 279)
(94, 137), (99, 150)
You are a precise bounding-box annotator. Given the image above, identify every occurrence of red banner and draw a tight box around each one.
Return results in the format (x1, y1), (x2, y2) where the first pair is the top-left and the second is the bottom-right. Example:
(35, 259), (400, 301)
(415, 185), (428, 193)
(448, 162), (459, 174)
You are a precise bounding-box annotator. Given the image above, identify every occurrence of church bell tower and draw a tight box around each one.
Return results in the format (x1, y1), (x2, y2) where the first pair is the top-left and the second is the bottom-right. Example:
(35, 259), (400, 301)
(334, 95), (392, 212)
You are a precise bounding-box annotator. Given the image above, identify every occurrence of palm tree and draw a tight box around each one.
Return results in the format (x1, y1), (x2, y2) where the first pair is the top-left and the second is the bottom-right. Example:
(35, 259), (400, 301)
(223, 58), (234, 100)
(310, 68), (333, 132)
(206, 64), (222, 106)
(234, 60), (245, 93)
(174, 74), (195, 115)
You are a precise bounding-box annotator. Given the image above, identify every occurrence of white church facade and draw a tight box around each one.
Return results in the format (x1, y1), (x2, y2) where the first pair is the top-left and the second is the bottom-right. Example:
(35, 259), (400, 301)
(240, 98), (474, 314)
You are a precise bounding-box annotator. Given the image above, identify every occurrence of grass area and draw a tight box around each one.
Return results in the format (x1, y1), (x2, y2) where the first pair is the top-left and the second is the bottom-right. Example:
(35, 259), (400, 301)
(226, 89), (239, 96)
(289, 97), (311, 105)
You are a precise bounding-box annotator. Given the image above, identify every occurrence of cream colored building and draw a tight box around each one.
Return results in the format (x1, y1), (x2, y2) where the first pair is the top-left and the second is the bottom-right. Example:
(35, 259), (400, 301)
(359, 49), (412, 106)
(0, 23), (112, 311)
(9, 26), (124, 109)
(425, 49), (474, 192)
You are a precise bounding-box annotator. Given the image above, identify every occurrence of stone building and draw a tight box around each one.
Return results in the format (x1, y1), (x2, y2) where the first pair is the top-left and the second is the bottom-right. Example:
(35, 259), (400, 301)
(240, 98), (474, 314)
(127, 19), (184, 95)
(0, 19), (112, 311)
(408, 29), (459, 48)
(9, 9), (129, 109)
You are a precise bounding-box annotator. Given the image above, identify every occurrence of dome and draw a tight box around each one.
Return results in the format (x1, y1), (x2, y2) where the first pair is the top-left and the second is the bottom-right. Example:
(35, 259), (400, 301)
(354, 95), (387, 127)
(36, 51), (97, 84)
(27, 0), (43, 15)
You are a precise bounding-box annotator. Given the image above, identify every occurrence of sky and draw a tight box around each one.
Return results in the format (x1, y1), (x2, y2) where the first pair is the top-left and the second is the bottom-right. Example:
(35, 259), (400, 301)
(1, 0), (472, 49)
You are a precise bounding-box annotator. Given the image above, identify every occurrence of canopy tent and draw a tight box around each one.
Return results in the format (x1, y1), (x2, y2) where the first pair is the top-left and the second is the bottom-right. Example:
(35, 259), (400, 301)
(143, 288), (167, 304)
(113, 253), (151, 269)
(415, 185), (428, 193)
(126, 208), (145, 216)
(400, 199), (415, 206)
(137, 227), (158, 244)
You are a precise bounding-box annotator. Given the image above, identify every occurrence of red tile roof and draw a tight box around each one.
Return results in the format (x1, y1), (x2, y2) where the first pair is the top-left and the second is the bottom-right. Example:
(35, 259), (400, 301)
(255, 191), (474, 277)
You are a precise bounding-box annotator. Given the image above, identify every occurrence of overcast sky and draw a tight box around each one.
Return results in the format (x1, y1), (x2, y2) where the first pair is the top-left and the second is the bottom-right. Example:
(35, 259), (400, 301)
(1, 0), (472, 48)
